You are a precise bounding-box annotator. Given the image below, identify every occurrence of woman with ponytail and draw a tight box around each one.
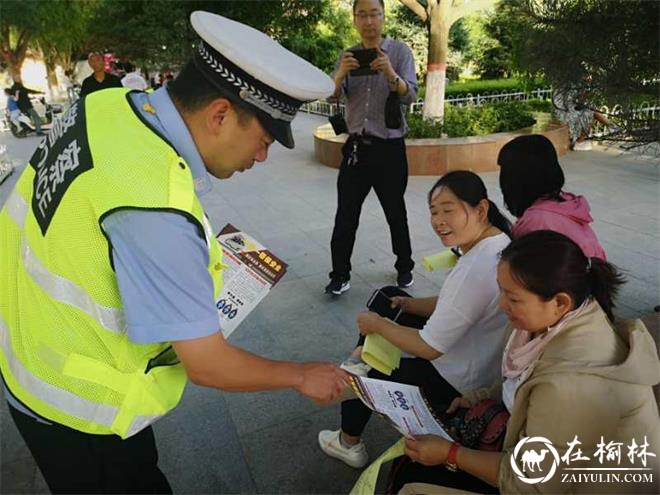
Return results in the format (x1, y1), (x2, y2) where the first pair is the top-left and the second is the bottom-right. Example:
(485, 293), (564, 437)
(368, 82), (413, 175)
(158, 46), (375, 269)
(319, 171), (512, 469)
(392, 231), (660, 494)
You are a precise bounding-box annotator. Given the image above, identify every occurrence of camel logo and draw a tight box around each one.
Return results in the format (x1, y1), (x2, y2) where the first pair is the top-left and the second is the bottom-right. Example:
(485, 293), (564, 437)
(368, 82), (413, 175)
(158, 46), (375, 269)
(510, 436), (561, 484)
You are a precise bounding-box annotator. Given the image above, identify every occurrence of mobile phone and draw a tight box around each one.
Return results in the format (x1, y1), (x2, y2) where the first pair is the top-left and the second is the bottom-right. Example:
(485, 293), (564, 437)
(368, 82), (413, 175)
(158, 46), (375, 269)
(350, 48), (378, 76)
(366, 289), (403, 322)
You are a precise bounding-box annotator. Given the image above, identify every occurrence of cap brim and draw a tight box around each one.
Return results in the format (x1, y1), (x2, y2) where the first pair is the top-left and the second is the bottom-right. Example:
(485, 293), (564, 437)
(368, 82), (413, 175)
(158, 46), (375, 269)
(256, 112), (295, 149)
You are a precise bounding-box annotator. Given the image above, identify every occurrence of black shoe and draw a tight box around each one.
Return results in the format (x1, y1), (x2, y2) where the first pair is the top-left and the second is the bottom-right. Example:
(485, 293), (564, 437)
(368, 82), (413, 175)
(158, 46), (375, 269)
(397, 271), (414, 288)
(325, 279), (351, 295)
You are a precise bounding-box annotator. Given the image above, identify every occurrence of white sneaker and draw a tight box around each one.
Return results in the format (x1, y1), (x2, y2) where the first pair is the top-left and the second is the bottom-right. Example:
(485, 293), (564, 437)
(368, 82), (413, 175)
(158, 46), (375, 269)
(573, 140), (593, 151)
(340, 357), (371, 377)
(318, 429), (368, 468)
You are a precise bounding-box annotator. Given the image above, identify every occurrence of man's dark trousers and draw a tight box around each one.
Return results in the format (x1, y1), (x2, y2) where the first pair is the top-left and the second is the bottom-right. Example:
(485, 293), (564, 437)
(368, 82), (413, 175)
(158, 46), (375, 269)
(9, 404), (172, 494)
(330, 135), (414, 281)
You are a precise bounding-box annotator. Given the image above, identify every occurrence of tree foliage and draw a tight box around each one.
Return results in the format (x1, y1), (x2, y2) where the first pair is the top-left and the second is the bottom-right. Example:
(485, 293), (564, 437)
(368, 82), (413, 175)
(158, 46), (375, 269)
(513, 0), (659, 106)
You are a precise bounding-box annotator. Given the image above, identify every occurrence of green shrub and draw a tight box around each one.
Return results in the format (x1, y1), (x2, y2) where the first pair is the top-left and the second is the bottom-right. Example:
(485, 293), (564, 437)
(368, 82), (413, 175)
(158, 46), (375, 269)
(406, 101), (538, 139)
(523, 98), (553, 112)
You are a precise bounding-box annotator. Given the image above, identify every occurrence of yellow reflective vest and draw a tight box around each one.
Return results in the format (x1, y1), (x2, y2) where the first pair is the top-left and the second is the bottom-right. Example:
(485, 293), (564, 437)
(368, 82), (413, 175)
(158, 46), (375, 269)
(0, 88), (223, 438)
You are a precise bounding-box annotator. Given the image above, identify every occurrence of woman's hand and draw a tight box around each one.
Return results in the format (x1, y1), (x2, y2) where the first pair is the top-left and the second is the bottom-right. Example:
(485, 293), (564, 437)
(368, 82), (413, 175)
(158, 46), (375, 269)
(404, 435), (452, 466)
(447, 396), (471, 413)
(357, 311), (384, 336)
(390, 296), (412, 313)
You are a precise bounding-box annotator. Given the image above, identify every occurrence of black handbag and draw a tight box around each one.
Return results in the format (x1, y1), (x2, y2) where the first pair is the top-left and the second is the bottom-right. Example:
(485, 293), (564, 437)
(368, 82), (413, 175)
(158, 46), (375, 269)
(385, 91), (402, 129)
(328, 100), (348, 135)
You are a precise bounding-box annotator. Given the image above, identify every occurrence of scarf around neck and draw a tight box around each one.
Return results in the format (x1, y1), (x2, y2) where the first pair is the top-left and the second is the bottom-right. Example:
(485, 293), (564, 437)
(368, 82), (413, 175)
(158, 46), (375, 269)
(502, 299), (591, 379)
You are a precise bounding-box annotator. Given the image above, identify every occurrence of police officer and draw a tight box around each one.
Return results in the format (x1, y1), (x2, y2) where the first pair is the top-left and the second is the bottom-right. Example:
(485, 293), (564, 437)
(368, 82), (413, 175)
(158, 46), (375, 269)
(0, 12), (345, 494)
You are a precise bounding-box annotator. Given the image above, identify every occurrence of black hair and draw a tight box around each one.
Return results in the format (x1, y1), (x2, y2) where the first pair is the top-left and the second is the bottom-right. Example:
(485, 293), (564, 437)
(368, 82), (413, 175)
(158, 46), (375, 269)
(428, 170), (512, 238)
(124, 62), (134, 73)
(353, 0), (385, 12)
(168, 59), (255, 123)
(500, 230), (625, 322)
(4, 88), (11, 95)
(497, 134), (565, 218)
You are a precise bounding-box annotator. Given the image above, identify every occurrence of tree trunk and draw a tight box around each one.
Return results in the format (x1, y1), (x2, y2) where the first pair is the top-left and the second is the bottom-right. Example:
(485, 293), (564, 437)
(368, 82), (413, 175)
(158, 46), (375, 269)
(423, 1), (451, 121)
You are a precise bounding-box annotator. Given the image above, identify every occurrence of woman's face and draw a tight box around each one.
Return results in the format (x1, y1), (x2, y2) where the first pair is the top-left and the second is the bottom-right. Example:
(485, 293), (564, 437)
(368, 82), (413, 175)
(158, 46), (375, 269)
(497, 261), (571, 333)
(429, 186), (487, 249)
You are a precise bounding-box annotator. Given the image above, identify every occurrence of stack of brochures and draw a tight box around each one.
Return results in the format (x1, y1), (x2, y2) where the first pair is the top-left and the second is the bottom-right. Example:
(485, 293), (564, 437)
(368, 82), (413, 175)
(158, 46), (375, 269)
(361, 334), (401, 376)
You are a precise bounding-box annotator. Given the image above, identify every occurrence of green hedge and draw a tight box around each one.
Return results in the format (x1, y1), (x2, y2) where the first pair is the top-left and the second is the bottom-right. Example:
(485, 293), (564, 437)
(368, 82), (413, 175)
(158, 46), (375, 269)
(407, 100), (545, 139)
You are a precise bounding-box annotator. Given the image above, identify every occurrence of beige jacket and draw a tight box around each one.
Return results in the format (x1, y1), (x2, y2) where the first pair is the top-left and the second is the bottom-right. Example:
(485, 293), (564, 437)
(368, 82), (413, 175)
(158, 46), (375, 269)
(462, 301), (660, 494)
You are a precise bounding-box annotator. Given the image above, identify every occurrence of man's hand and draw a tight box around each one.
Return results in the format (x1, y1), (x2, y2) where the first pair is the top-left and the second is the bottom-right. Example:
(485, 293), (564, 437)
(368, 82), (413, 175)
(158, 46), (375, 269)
(357, 310), (384, 336)
(335, 51), (360, 81)
(404, 435), (452, 466)
(295, 363), (348, 404)
(370, 47), (395, 80)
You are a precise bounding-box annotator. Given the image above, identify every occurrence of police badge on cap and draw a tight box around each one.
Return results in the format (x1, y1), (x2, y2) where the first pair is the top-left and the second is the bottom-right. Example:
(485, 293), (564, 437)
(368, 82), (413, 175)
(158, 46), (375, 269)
(190, 11), (334, 149)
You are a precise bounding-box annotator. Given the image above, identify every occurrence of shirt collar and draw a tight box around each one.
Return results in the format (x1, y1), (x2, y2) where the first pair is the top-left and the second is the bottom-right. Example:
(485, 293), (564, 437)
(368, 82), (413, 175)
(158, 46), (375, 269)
(148, 86), (212, 196)
(381, 37), (392, 53)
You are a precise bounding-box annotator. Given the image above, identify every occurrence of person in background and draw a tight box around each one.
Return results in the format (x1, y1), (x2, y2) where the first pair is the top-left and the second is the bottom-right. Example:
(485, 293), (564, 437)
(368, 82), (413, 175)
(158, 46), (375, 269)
(80, 52), (122, 98)
(498, 134), (607, 259)
(10, 75), (44, 135)
(5, 88), (29, 129)
(391, 230), (659, 494)
(121, 63), (149, 91)
(325, 0), (418, 296)
(319, 171), (511, 469)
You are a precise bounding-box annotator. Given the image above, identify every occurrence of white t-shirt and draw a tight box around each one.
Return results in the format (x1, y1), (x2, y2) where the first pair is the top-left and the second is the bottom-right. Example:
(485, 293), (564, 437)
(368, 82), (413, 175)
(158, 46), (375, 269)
(419, 233), (510, 393)
(121, 71), (148, 91)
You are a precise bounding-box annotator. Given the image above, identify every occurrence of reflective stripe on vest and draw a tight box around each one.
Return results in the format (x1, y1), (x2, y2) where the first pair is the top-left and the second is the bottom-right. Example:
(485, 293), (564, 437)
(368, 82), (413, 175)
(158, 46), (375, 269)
(0, 314), (117, 427)
(0, 314), (163, 437)
(5, 189), (126, 335)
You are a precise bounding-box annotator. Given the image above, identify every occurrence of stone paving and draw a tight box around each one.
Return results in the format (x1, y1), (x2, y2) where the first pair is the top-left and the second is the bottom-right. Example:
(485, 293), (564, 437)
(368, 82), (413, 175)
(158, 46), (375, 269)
(1, 112), (658, 493)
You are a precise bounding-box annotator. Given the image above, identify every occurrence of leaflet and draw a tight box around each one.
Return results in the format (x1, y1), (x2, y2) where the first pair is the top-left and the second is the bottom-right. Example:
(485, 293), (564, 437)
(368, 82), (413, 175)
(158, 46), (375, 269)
(348, 375), (452, 440)
(215, 224), (288, 338)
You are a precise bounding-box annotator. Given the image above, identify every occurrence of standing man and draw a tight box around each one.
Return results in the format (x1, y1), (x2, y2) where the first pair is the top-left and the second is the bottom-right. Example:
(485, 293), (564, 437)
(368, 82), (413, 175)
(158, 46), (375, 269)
(10, 75), (44, 135)
(79, 51), (122, 98)
(0, 12), (345, 494)
(325, 0), (418, 296)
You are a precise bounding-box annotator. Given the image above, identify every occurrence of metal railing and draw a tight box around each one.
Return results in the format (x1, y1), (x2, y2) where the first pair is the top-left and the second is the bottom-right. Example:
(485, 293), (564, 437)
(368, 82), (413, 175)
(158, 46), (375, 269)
(591, 102), (660, 138)
(301, 88), (552, 117)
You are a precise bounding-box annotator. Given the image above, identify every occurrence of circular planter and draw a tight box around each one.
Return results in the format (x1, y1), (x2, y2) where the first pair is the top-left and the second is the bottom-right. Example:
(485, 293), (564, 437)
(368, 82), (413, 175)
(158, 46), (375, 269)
(314, 113), (570, 176)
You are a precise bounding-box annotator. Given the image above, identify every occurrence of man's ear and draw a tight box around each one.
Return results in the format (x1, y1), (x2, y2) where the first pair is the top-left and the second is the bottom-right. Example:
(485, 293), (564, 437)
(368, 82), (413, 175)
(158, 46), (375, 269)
(205, 98), (232, 135)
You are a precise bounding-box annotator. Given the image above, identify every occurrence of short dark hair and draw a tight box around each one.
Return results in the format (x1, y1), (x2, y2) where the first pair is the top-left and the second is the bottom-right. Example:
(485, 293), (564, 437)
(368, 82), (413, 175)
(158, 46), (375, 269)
(168, 59), (255, 124)
(497, 134), (565, 218)
(353, 0), (385, 13)
(428, 170), (512, 238)
(500, 230), (625, 321)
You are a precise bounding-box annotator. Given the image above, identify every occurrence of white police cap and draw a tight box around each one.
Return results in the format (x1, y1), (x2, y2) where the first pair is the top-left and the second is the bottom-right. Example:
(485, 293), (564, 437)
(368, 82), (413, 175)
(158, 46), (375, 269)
(190, 11), (334, 149)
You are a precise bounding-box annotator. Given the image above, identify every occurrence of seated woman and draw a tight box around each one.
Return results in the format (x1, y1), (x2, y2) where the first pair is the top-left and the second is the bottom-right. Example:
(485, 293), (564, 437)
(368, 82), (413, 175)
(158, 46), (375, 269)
(318, 171), (512, 469)
(392, 230), (660, 494)
(498, 134), (607, 259)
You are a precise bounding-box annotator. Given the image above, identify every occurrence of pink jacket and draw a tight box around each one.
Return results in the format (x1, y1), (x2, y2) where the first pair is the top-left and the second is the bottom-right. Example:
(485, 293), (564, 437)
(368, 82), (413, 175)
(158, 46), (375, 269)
(512, 192), (607, 259)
